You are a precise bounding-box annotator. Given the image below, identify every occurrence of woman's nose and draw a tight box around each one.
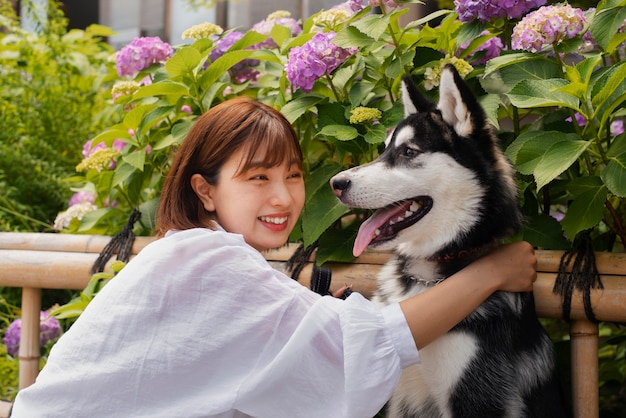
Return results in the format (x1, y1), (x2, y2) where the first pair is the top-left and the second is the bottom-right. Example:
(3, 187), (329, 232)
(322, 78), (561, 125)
(269, 181), (293, 206)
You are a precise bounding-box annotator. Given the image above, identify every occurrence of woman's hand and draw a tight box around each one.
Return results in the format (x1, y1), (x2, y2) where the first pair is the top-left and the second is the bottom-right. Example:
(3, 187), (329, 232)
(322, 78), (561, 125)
(466, 241), (537, 293)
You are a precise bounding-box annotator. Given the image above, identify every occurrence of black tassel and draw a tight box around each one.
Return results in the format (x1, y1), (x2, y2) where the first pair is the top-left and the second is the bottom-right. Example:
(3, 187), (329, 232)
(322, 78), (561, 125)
(553, 231), (604, 322)
(90, 209), (142, 274)
(286, 241), (318, 281)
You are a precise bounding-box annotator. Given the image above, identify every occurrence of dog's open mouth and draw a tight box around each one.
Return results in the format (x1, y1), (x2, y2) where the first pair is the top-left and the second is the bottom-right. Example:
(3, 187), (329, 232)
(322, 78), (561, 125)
(353, 196), (433, 257)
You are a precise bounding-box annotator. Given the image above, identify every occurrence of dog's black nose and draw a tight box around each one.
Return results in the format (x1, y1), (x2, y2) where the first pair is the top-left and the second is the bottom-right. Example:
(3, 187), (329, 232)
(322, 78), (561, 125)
(330, 175), (351, 197)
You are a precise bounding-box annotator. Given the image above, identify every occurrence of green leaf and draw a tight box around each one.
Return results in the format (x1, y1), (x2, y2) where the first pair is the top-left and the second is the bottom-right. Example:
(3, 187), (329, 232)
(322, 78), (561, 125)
(317, 226), (359, 264)
(364, 124), (387, 144)
(533, 140), (589, 190)
(167, 119), (194, 148)
(506, 79), (579, 110)
(123, 104), (156, 131)
(302, 167), (348, 247)
(333, 26), (375, 49)
(200, 50), (256, 87)
(483, 52), (540, 77)
(351, 14), (391, 41)
(506, 131), (576, 174)
(165, 46), (202, 76)
(601, 152), (626, 197)
(561, 185), (608, 239)
(481, 59), (561, 94)
(77, 208), (123, 233)
(122, 150), (146, 172)
(591, 62), (626, 129)
(280, 95), (325, 124)
(111, 161), (137, 188)
(270, 23), (291, 48)
(522, 214), (570, 250)
(477, 94), (501, 129)
(138, 105), (175, 134)
(133, 81), (189, 101)
(319, 124), (359, 141)
(589, 2), (626, 52)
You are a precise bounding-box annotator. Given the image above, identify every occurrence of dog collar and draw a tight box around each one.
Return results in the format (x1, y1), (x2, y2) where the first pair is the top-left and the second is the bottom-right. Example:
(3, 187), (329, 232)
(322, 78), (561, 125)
(427, 246), (490, 264)
(407, 276), (445, 287)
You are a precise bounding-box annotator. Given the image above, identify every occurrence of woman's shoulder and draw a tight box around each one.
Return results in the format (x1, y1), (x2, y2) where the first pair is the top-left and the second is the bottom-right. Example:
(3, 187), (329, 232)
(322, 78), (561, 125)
(143, 227), (263, 266)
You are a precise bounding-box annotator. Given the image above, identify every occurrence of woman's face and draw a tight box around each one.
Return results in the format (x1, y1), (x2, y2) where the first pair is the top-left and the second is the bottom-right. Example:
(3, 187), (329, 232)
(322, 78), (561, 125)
(195, 147), (305, 252)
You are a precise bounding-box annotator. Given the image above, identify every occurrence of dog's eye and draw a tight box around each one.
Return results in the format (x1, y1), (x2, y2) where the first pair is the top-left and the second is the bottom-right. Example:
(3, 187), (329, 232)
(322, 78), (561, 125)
(403, 147), (419, 158)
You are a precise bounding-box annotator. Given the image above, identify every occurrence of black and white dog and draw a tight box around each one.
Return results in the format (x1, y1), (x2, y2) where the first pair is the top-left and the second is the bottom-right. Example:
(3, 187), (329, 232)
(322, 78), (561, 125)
(330, 65), (570, 417)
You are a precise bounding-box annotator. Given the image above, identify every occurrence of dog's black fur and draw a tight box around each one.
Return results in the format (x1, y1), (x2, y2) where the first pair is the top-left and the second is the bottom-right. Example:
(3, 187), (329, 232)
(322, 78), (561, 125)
(331, 65), (570, 417)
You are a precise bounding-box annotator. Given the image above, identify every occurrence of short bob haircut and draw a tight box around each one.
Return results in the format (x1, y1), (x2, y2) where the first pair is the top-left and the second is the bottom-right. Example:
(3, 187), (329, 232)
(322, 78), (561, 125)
(156, 97), (302, 237)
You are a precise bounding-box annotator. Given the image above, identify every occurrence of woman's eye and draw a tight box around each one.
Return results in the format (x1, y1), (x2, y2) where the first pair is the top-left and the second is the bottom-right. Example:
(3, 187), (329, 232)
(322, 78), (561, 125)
(288, 171), (303, 179)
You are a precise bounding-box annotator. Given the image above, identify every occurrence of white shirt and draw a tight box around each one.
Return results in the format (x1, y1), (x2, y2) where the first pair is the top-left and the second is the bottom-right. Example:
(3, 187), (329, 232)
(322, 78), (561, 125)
(11, 228), (419, 418)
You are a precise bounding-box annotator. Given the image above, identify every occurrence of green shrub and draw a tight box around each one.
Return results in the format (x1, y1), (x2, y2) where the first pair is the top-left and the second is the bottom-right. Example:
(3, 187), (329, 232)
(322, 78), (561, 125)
(0, 0), (118, 231)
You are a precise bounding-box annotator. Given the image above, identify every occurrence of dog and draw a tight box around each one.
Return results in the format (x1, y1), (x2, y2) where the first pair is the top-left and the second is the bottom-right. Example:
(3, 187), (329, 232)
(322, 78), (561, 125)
(330, 65), (570, 417)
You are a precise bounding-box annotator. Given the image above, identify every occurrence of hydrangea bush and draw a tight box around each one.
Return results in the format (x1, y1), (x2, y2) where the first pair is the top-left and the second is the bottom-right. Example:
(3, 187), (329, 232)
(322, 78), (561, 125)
(54, 0), (626, 264)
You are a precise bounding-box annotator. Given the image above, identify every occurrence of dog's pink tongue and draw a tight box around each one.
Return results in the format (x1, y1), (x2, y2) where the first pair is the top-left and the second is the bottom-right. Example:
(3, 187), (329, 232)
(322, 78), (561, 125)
(353, 205), (403, 257)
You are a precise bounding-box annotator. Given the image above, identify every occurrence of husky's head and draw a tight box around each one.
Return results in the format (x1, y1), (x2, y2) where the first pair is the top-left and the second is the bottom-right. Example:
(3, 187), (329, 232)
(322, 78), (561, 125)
(330, 65), (522, 259)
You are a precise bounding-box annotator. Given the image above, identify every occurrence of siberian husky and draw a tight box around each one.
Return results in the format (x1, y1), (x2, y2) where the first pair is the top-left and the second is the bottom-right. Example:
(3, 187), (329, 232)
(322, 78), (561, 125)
(330, 65), (570, 417)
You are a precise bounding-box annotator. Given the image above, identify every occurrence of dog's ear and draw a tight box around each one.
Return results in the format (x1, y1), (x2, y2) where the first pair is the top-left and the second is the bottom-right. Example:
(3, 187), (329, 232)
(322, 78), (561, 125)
(401, 76), (435, 117)
(437, 65), (480, 137)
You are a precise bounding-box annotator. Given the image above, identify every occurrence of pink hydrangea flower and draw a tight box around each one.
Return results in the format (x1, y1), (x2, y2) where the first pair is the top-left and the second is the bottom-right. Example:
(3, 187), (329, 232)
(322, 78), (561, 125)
(3, 311), (61, 357)
(285, 31), (356, 93)
(115, 37), (174, 77)
(68, 191), (97, 206)
(454, 0), (546, 23)
(511, 4), (587, 52)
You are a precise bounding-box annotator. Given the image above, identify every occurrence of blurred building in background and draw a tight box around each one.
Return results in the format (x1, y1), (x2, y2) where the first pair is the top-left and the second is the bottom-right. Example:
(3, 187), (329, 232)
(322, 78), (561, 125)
(13, 0), (433, 49)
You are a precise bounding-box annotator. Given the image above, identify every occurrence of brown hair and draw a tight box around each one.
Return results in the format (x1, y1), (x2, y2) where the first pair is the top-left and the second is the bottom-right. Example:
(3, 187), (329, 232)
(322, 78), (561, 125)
(155, 97), (302, 237)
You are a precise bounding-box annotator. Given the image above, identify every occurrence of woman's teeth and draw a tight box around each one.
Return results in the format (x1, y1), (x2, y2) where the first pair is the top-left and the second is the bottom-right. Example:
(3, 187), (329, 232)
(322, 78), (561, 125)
(260, 216), (288, 225)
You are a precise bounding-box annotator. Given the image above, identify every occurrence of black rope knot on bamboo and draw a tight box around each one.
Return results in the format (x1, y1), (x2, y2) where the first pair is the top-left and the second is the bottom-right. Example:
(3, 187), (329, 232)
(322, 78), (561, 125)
(90, 209), (142, 274)
(286, 242), (351, 299)
(553, 230), (604, 323)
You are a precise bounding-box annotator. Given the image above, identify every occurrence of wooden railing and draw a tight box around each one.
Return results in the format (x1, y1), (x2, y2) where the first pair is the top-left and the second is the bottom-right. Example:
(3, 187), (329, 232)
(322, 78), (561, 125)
(1, 232), (625, 417)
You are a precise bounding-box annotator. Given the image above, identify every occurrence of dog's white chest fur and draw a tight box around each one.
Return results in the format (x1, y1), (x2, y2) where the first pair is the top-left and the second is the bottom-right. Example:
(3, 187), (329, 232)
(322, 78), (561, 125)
(390, 332), (479, 418)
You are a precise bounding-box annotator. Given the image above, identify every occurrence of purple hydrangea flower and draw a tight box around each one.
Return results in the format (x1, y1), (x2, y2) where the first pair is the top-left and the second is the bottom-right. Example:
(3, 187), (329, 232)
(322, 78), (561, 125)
(285, 31), (356, 93)
(369, 0), (399, 7)
(115, 37), (174, 77)
(611, 119), (624, 136)
(251, 17), (302, 49)
(454, 0), (546, 23)
(566, 112), (587, 126)
(3, 312), (61, 357)
(511, 4), (587, 52)
(347, 0), (365, 12)
(459, 31), (505, 64)
(209, 31), (261, 83)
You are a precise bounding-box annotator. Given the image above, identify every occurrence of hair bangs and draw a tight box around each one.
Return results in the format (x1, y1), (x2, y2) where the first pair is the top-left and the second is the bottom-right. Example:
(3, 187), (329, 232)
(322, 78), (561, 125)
(236, 111), (302, 176)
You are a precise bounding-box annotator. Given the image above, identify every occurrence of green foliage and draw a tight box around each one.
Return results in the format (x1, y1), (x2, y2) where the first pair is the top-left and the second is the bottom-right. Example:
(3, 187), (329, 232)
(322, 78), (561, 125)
(0, 344), (18, 401)
(0, 0), (118, 232)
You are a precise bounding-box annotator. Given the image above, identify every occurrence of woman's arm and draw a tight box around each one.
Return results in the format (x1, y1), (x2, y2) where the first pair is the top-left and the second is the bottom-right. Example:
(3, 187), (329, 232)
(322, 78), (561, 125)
(399, 241), (537, 349)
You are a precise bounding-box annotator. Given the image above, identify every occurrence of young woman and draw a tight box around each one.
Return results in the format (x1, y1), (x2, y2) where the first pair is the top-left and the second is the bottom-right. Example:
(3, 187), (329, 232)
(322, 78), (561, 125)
(11, 97), (536, 417)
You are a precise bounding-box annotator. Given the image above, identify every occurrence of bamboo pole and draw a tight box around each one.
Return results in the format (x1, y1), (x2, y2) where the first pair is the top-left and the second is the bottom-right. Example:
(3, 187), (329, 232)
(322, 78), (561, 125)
(18, 287), (41, 390)
(570, 320), (599, 418)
